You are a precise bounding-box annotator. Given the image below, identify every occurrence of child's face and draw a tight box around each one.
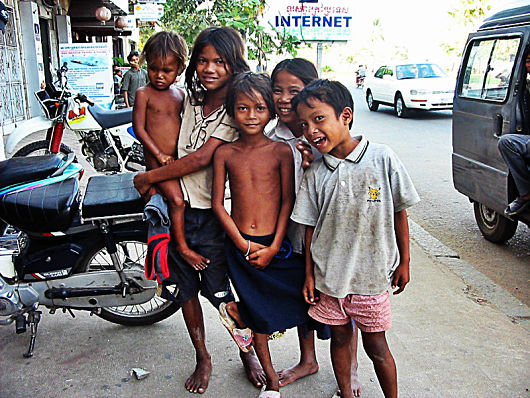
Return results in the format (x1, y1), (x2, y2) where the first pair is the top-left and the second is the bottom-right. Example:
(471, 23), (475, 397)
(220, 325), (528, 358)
(272, 70), (305, 127)
(196, 44), (231, 92)
(147, 54), (181, 90)
(297, 98), (353, 157)
(234, 90), (270, 137)
(129, 55), (140, 69)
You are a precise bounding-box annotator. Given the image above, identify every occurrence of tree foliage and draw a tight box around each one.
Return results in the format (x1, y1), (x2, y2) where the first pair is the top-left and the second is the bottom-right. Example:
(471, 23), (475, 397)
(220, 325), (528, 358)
(442, 0), (492, 57)
(157, 0), (300, 67)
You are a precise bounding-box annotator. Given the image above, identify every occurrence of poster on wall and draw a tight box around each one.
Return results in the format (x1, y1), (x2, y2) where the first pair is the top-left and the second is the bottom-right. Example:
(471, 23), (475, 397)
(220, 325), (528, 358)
(267, 2), (353, 42)
(59, 43), (113, 109)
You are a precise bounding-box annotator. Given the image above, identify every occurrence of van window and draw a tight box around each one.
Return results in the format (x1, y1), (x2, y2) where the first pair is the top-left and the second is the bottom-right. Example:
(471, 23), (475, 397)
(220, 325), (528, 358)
(460, 37), (520, 101)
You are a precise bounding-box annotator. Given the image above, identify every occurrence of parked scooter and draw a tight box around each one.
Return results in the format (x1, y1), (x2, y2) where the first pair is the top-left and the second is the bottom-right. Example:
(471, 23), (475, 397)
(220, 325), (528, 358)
(0, 153), (179, 357)
(5, 63), (144, 173)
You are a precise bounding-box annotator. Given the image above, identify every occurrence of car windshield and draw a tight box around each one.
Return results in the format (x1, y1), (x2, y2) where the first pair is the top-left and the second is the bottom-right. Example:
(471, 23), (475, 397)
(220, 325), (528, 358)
(395, 63), (446, 80)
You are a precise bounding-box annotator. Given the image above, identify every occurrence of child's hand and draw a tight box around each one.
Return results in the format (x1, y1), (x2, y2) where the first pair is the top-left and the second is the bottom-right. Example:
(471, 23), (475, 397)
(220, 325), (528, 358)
(295, 141), (314, 170)
(391, 262), (410, 295)
(134, 172), (152, 196)
(247, 246), (276, 270)
(158, 153), (174, 165)
(303, 276), (319, 305)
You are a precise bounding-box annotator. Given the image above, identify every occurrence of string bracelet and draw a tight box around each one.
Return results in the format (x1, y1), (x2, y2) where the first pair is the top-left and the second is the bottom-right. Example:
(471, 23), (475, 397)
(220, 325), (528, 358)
(244, 239), (251, 260)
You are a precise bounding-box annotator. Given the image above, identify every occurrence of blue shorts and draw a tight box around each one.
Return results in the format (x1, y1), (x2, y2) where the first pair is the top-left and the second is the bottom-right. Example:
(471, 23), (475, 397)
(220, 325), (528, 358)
(168, 207), (234, 308)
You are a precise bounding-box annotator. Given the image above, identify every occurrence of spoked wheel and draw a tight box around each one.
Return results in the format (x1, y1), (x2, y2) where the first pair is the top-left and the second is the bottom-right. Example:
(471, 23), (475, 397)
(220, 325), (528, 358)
(83, 237), (180, 326)
(13, 140), (74, 158)
(394, 94), (409, 118)
(473, 202), (517, 243)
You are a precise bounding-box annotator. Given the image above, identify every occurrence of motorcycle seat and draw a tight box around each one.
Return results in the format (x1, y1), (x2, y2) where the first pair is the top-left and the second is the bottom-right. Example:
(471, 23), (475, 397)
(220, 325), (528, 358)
(88, 104), (132, 129)
(0, 177), (79, 232)
(0, 154), (63, 190)
(82, 172), (144, 219)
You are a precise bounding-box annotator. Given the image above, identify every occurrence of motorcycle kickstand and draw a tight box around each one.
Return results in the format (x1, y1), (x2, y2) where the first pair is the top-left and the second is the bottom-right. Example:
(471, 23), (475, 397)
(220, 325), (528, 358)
(99, 222), (129, 297)
(23, 310), (42, 358)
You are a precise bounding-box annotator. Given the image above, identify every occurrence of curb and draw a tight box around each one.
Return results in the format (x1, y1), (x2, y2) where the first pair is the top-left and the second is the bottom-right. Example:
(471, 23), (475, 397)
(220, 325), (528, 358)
(409, 219), (530, 332)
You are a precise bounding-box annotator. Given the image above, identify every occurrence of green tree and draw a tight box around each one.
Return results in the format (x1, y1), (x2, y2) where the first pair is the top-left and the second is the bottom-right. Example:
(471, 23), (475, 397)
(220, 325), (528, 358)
(158, 0), (300, 68)
(442, 0), (492, 57)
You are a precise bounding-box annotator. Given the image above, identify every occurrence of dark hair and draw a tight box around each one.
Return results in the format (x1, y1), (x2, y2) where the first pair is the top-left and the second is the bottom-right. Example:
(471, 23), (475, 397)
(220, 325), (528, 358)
(140, 31), (188, 75)
(185, 26), (250, 104)
(226, 72), (275, 120)
(292, 79), (354, 128)
(127, 50), (139, 62)
(271, 58), (318, 86)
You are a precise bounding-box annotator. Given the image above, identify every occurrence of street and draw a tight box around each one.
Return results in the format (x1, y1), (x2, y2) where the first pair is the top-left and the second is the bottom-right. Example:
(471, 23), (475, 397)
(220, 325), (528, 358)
(1, 88), (529, 398)
(350, 88), (530, 307)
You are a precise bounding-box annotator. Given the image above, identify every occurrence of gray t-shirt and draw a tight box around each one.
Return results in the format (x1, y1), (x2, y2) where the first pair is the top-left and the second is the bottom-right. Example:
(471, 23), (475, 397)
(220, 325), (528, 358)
(121, 68), (148, 106)
(291, 135), (420, 297)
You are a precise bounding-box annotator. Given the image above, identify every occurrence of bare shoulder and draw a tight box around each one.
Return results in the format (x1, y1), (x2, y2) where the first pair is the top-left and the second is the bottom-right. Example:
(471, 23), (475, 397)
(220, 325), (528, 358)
(272, 141), (292, 157)
(213, 141), (235, 159)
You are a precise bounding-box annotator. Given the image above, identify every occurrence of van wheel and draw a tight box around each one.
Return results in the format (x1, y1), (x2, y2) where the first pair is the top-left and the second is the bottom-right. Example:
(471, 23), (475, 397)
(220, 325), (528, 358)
(473, 202), (517, 243)
(394, 94), (409, 118)
(366, 91), (379, 111)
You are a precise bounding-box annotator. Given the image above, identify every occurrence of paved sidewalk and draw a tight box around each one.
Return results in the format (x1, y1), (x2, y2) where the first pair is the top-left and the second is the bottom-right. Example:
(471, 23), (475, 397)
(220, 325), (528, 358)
(1, 235), (528, 398)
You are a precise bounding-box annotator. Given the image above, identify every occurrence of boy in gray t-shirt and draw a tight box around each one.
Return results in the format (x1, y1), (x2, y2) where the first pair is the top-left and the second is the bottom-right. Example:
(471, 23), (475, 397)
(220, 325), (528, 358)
(291, 79), (419, 398)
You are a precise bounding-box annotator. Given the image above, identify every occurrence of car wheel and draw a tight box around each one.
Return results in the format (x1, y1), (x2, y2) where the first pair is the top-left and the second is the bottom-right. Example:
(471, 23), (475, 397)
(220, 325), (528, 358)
(394, 94), (409, 118)
(473, 202), (517, 243)
(366, 90), (379, 111)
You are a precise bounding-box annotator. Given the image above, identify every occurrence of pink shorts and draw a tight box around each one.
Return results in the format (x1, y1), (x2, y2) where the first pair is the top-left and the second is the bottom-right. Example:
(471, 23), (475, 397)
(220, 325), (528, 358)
(308, 291), (392, 333)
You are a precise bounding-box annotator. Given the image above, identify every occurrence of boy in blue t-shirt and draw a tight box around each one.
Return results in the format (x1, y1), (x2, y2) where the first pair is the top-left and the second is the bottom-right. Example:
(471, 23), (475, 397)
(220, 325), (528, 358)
(291, 79), (420, 398)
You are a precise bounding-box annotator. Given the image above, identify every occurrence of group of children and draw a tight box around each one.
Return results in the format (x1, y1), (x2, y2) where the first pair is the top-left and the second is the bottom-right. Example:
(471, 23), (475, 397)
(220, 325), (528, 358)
(133, 25), (419, 398)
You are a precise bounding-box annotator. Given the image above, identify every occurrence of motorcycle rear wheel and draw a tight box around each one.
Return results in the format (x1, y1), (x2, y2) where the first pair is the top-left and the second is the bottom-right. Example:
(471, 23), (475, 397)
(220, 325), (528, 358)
(13, 140), (74, 158)
(83, 236), (181, 326)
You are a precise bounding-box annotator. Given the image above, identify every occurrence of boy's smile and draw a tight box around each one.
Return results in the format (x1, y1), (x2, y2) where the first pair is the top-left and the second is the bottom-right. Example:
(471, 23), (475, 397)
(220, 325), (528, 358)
(297, 98), (354, 159)
(196, 44), (231, 92)
(147, 54), (181, 90)
(234, 90), (270, 137)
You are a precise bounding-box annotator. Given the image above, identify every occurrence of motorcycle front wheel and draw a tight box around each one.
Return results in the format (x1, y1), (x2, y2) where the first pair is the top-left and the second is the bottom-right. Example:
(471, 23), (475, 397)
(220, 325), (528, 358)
(82, 236), (181, 326)
(13, 139), (74, 158)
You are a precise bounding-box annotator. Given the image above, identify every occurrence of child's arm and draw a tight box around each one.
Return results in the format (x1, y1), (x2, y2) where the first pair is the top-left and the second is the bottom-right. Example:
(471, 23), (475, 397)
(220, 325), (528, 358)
(247, 144), (295, 267)
(132, 89), (173, 165)
(392, 209), (410, 295)
(134, 137), (225, 196)
(211, 146), (266, 255)
(302, 225), (318, 305)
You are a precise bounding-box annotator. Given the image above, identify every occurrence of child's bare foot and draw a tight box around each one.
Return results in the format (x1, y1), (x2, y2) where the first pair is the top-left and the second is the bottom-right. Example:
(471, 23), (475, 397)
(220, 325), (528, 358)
(178, 248), (210, 271)
(240, 349), (266, 388)
(185, 355), (212, 394)
(278, 361), (319, 386)
(336, 372), (362, 397)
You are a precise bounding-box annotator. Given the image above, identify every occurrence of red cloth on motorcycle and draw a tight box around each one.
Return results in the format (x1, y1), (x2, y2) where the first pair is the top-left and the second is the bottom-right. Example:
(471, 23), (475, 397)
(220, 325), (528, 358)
(145, 232), (171, 283)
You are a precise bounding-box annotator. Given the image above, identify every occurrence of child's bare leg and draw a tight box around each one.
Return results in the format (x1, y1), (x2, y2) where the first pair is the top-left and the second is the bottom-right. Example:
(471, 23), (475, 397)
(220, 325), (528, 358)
(350, 325), (362, 396)
(226, 301), (246, 328)
(253, 332), (280, 393)
(224, 301), (267, 388)
(181, 296), (212, 394)
(330, 322), (354, 398)
(158, 180), (209, 270)
(337, 323), (362, 397)
(278, 327), (319, 386)
(361, 331), (397, 398)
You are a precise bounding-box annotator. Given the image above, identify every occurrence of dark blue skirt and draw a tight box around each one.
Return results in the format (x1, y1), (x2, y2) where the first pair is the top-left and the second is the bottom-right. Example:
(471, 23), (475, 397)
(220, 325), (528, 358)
(226, 233), (329, 339)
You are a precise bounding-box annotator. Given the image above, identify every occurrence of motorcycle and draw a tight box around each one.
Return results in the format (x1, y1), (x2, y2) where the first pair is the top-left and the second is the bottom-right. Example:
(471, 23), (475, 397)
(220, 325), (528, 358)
(5, 63), (144, 173)
(0, 153), (179, 357)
